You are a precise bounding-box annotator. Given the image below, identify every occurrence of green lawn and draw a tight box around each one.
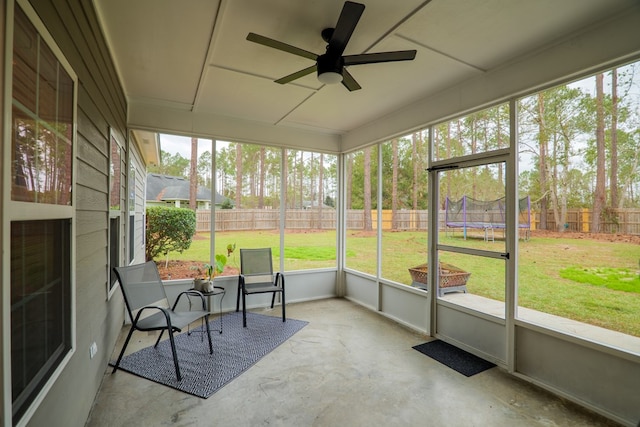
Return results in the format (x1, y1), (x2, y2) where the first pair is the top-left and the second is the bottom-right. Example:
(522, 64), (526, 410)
(158, 230), (640, 337)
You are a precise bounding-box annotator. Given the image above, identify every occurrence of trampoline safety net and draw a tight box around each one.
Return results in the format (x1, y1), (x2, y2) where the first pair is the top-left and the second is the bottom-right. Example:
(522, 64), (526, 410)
(445, 195), (531, 231)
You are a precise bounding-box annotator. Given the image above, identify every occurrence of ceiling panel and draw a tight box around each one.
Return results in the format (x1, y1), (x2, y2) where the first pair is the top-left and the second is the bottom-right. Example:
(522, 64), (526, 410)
(399, 0), (637, 71)
(95, 0), (221, 105)
(94, 0), (638, 140)
(196, 66), (315, 124)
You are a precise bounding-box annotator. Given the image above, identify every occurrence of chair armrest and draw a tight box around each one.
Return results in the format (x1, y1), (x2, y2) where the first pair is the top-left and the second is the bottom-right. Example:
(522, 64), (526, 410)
(134, 305), (173, 328)
(173, 289), (207, 311)
(275, 272), (285, 288)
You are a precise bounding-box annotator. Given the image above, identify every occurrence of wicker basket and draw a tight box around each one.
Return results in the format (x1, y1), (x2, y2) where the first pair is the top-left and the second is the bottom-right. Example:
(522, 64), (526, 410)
(408, 263), (471, 288)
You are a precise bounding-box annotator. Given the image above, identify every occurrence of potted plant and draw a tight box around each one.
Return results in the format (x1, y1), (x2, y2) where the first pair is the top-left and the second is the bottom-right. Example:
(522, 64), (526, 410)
(194, 253), (227, 292)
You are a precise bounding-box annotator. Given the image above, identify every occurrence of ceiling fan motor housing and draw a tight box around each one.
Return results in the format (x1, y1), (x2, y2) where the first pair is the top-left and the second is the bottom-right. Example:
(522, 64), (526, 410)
(317, 53), (344, 78)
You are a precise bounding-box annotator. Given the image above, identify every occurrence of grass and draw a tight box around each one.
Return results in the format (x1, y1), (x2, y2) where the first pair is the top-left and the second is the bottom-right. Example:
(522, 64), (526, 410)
(158, 230), (640, 337)
(278, 246), (356, 261)
(560, 267), (639, 293)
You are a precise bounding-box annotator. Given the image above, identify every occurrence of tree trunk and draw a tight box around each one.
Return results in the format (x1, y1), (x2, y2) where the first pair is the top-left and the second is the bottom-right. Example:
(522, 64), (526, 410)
(412, 133), (419, 211)
(258, 147), (265, 208)
(189, 137), (197, 210)
(592, 73), (606, 233)
(550, 133), (562, 231)
(391, 139), (399, 230)
(496, 108), (504, 183)
(470, 119), (477, 198)
(235, 143), (242, 209)
(310, 153), (315, 212)
(346, 154), (353, 210)
(318, 153), (324, 229)
(363, 147), (373, 231)
(283, 149), (289, 208)
(537, 93), (549, 230)
(610, 69), (619, 208)
(299, 151), (304, 210)
(446, 123), (453, 200)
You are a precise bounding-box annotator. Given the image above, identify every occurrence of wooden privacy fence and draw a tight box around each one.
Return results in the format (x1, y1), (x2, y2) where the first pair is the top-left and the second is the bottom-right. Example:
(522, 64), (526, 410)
(196, 208), (640, 235)
(533, 208), (640, 234)
(198, 209), (442, 232)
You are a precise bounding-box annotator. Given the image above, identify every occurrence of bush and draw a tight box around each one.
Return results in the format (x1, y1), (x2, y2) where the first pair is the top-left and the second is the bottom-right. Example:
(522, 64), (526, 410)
(220, 198), (233, 209)
(145, 207), (196, 261)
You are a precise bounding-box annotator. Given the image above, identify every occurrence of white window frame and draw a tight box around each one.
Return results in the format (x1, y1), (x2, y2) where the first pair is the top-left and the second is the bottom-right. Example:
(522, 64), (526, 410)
(2, 0), (78, 425)
(108, 128), (124, 299)
(128, 160), (136, 264)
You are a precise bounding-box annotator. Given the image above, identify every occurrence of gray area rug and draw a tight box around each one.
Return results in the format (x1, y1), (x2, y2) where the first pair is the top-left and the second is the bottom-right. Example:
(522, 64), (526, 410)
(110, 311), (308, 398)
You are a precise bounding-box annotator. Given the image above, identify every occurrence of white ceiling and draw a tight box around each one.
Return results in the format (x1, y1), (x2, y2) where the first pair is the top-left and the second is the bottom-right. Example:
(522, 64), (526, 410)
(94, 0), (637, 140)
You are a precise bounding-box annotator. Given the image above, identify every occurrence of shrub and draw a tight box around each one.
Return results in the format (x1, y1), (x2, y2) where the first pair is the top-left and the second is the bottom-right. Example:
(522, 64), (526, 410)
(220, 198), (233, 209)
(145, 207), (196, 261)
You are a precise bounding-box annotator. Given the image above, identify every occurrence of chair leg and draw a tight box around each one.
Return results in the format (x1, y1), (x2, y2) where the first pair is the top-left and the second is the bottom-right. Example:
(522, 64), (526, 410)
(269, 292), (286, 322)
(168, 330), (181, 381)
(242, 289), (247, 327)
(235, 280), (241, 312)
(281, 290), (286, 322)
(204, 315), (213, 354)
(112, 326), (135, 374)
(218, 292), (224, 334)
(154, 330), (165, 348)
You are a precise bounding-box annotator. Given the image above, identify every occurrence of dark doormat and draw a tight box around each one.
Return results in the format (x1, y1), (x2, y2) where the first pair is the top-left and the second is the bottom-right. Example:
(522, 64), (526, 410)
(412, 340), (495, 377)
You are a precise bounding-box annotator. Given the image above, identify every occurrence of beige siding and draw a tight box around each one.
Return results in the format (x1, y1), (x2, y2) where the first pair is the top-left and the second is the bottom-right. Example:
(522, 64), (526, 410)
(22, 1), (128, 425)
(0, 0), (5, 419)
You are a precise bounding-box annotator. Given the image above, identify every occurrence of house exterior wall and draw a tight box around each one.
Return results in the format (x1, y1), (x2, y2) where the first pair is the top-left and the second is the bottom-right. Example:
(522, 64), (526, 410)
(1, 0), (6, 423)
(0, 0), (134, 425)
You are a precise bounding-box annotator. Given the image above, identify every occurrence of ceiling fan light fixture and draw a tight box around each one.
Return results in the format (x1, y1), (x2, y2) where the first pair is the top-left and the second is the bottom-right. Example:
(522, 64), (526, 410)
(317, 53), (343, 84)
(318, 71), (343, 84)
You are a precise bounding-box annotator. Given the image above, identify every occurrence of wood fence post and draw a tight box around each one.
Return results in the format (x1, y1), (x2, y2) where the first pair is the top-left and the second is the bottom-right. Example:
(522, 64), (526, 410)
(581, 208), (590, 232)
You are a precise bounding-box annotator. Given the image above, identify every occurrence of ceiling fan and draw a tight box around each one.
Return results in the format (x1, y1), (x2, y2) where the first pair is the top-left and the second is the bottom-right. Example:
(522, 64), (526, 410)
(246, 1), (417, 91)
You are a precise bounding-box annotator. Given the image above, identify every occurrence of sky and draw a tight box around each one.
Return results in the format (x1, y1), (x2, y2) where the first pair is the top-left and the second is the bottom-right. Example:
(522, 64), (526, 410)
(159, 134), (229, 159)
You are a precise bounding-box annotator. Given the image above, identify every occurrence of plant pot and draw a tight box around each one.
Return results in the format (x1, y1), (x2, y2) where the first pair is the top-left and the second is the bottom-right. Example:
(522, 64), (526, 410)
(194, 279), (214, 293)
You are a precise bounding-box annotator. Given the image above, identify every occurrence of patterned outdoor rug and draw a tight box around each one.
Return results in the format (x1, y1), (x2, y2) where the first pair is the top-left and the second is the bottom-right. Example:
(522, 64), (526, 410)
(412, 340), (495, 377)
(110, 311), (308, 398)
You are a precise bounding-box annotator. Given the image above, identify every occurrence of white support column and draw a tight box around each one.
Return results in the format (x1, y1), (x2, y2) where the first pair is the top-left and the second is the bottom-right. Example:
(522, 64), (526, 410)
(210, 140), (216, 266)
(376, 145), (383, 310)
(505, 100), (519, 374)
(427, 126), (437, 337)
(336, 153), (346, 297)
(279, 148), (285, 274)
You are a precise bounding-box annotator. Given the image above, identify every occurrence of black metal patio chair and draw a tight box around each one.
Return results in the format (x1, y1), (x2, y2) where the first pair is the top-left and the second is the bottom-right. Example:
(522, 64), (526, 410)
(112, 261), (213, 381)
(235, 248), (285, 327)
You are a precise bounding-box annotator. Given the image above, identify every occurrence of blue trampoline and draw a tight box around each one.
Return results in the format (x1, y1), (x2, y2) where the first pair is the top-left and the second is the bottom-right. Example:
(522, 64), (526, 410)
(444, 195), (531, 241)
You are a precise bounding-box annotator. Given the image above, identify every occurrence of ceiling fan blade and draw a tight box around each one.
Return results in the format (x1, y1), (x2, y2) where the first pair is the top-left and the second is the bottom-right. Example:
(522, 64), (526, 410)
(247, 33), (317, 61)
(275, 65), (318, 84)
(341, 69), (361, 91)
(328, 1), (365, 56)
(343, 50), (417, 66)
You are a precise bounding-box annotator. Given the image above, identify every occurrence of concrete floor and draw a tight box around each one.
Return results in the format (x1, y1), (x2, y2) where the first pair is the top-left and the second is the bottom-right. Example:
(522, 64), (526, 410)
(86, 298), (619, 427)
